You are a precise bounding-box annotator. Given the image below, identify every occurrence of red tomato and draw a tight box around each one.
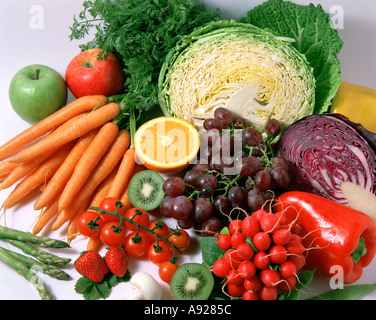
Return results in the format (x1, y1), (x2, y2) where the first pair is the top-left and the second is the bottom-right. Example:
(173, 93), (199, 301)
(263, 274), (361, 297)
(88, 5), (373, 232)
(77, 211), (105, 238)
(147, 221), (170, 242)
(124, 231), (151, 258)
(158, 261), (179, 283)
(148, 241), (173, 265)
(99, 197), (125, 222)
(124, 207), (150, 231)
(168, 229), (190, 253)
(100, 221), (126, 247)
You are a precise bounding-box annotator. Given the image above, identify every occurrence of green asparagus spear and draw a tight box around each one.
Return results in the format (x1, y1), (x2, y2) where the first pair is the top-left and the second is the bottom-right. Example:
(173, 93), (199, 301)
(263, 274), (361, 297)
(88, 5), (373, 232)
(0, 247), (53, 300)
(1, 247), (70, 280)
(1, 238), (71, 267)
(0, 225), (70, 248)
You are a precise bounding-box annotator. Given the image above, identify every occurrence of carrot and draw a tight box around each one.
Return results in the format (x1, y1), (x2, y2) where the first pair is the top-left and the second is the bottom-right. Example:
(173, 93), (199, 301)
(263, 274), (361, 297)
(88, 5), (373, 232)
(58, 122), (119, 210)
(11, 102), (120, 164)
(0, 95), (107, 161)
(51, 129), (130, 230)
(0, 144), (61, 191)
(32, 200), (59, 235)
(106, 148), (136, 199)
(0, 159), (18, 176)
(67, 196), (92, 242)
(89, 163), (119, 208)
(33, 128), (100, 210)
(86, 236), (103, 252)
(69, 167), (118, 241)
(120, 163), (146, 211)
(1, 142), (74, 210)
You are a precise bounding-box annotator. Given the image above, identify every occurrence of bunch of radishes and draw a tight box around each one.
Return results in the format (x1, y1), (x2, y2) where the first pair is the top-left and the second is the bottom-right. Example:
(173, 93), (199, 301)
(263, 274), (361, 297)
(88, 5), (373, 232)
(212, 208), (307, 300)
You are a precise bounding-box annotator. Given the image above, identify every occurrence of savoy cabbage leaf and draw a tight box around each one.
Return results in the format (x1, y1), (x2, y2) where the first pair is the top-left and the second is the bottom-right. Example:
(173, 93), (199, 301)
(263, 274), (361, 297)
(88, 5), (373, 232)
(241, 0), (343, 114)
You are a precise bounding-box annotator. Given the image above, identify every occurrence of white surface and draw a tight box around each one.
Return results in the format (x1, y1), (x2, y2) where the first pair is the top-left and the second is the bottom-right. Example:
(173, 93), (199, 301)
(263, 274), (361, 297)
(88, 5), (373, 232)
(0, 0), (375, 300)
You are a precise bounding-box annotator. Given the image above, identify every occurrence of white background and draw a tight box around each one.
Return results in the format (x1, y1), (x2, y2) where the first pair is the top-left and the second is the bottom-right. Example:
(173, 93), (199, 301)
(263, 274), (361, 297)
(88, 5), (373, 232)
(0, 0), (375, 300)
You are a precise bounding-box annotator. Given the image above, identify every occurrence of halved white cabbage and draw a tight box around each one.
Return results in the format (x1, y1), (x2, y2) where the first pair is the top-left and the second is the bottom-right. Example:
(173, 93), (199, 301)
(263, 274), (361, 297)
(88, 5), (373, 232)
(158, 21), (316, 129)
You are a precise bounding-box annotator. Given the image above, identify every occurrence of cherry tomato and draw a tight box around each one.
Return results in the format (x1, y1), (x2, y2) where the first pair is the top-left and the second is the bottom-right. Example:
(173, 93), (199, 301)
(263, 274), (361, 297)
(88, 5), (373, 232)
(158, 261), (179, 283)
(100, 221), (126, 247)
(148, 241), (173, 265)
(147, 220), (170, 242)
(77, 211), (105, 238)
(168, 229), (190, 253)
(99, 197), (125, 222)
(124, 207), (150, 231)
(124, 231), (151, 258)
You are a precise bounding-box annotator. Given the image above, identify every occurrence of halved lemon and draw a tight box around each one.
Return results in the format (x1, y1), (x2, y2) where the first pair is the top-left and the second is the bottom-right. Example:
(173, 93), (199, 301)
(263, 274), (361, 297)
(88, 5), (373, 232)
(134, 116), (200, 173)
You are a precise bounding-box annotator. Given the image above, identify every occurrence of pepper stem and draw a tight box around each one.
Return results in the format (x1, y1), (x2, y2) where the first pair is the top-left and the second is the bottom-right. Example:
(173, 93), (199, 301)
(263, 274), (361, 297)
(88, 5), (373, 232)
(352, 237), (367, 263)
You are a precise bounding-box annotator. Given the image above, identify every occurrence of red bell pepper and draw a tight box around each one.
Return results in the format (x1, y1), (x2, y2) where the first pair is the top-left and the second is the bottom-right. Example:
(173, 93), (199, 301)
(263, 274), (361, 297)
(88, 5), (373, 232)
(275, 191), (376, 284)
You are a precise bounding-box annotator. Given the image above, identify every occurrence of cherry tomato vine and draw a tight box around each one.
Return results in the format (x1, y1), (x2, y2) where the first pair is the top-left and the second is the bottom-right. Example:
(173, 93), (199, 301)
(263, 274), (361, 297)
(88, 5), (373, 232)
(87, 201), (188, 264)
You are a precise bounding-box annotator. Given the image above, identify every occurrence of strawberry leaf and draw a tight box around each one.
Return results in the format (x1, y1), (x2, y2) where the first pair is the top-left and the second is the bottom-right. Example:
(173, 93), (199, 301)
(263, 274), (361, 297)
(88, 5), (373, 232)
(75, 277), (110, 300)
(74, 270), (131, 300)
(106, 273), (119, 289)
(117, 270), (132, 284)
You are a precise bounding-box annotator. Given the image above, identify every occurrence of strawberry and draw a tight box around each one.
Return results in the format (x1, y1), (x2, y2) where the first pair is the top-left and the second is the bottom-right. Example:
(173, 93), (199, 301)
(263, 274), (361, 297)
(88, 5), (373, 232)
(74, 251), (109, 283)
(105, 247), (129, 277)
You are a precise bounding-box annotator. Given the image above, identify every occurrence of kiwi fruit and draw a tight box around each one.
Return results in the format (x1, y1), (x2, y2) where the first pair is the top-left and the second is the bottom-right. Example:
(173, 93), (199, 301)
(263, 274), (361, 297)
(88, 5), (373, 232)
(170, 263), (214, 300)
(127, 170), (165, 211)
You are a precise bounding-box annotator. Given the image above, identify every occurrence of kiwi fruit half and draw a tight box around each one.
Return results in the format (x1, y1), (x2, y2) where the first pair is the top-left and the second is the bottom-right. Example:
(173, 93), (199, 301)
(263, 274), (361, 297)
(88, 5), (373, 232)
(170, 263), (214, 300)
(127, 170), (165, 211)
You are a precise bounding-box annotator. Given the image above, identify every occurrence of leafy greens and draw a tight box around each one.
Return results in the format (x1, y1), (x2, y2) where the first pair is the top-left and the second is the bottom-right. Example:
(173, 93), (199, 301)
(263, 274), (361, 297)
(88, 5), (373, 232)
(241, 0), (343, 114)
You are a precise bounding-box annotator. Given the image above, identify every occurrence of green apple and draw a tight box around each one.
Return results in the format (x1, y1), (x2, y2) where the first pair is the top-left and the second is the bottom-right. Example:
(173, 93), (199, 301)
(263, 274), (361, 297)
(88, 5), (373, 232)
(9, 64), (67, 124)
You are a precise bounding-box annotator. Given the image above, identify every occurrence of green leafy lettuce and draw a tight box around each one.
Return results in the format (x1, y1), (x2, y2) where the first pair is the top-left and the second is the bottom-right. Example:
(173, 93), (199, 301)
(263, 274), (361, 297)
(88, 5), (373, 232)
(241, 0), (343, 114)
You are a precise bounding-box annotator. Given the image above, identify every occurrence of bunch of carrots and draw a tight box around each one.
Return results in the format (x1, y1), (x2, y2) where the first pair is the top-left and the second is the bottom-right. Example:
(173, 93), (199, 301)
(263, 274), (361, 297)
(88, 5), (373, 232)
(0, 95), (143, 251)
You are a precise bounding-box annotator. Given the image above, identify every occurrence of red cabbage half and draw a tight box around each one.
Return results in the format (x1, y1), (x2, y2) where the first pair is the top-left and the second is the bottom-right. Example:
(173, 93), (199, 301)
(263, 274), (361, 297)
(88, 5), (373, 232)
(276, 114), (376, 204)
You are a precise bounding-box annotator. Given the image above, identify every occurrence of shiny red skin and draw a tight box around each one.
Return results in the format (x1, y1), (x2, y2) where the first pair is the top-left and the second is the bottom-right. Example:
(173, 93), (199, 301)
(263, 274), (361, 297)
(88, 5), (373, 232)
(65, 48), (125, 98)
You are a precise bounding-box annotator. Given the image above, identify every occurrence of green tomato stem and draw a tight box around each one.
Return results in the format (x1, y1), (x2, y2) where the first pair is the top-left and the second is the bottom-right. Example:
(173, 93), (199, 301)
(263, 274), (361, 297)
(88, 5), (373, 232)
(88, 205), (183, 258)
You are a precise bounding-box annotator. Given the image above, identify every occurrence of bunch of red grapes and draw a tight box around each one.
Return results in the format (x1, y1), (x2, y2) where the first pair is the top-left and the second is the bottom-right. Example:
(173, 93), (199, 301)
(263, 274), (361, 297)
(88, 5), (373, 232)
(159, 108), (292, 236)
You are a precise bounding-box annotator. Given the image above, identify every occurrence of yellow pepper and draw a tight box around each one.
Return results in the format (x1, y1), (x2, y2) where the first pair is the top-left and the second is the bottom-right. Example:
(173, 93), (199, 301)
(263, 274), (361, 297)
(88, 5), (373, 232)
(330, 81), (376, 133)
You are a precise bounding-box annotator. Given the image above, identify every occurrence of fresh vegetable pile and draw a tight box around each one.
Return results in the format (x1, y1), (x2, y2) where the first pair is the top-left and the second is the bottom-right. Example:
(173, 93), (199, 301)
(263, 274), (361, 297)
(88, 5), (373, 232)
(0, 96), (136, 243)
(1, 0), (376, 301)
(74, 199), (191, 299)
